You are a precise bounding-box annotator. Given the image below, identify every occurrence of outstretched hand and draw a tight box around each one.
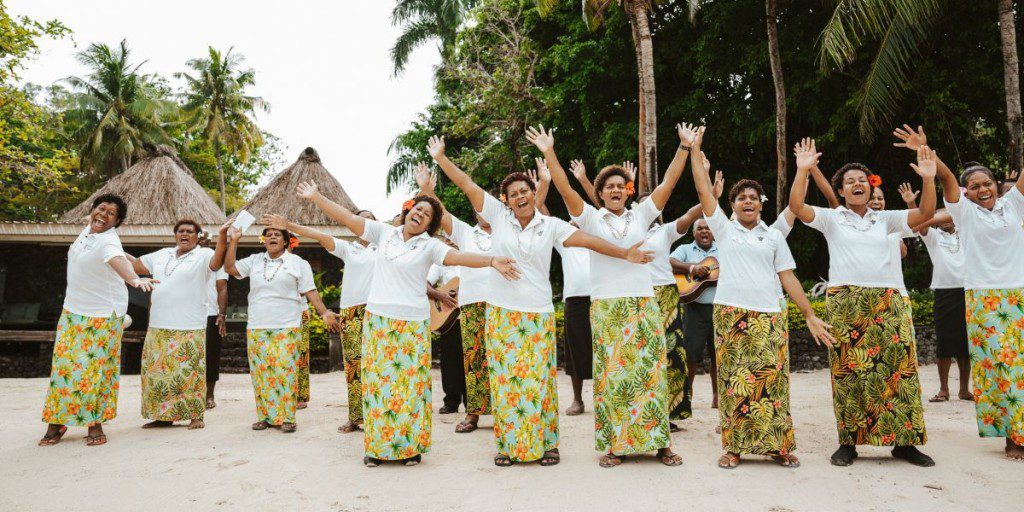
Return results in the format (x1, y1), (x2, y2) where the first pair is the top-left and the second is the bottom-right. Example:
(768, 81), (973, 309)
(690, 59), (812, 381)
(910, 145), (938, 179)
(690, 125), (707, 152)
(261, 214), (289, 231)
(794, 137), (822, 171)
(898, 182), (919, 204)
(625, 241), (655, 264)
(131, 277), (159, 292)
(414, 163), (436, 193)
(569, 159), (587, 180)
(525, 125), (555, 153)
(712, 170), (725, 199)
(296, 180), (318, 200)
(535, 157), (551, 183)
(426, 135), (446, 159)
(678, 122), (699, 147)
(491, 257), (521, 281)
(622, 161), (637, 182)
(893, 124), (927, 151)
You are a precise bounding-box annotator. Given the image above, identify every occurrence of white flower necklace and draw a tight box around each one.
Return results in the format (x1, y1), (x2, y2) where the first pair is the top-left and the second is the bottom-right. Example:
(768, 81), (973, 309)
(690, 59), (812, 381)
(602, 210), (632, 240)
(262, 253), (286, 282)
(472, 227), (492, 252)
(937, 230), (961, 254)
(383, 232), (421, 261)
(164, 249), (196, 277)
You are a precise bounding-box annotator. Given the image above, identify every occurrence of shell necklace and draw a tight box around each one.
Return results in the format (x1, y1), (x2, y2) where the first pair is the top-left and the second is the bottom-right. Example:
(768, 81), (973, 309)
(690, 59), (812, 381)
(383, 232), (421, 261)
(472, 227), (492, 252)
(262, 253), (286, 282)
(602, 210), (632, 240)
(164, 248), (196, 277)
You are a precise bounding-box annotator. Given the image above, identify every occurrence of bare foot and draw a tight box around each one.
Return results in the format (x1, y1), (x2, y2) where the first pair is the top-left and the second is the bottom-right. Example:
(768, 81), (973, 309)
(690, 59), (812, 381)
(1006, 440), (1024, 461)
(205, 397), (217, 409)
(958, 391), (974, 401)
(142, 420), (174, 429)
(187, 419), (205, 430)
(657, 448), (682, 466)
(711, 396), (719, 409)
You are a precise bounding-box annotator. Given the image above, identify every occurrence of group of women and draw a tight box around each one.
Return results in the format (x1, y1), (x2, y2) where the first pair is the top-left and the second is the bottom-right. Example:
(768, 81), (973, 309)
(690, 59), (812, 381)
(36, 122), (1023, 467)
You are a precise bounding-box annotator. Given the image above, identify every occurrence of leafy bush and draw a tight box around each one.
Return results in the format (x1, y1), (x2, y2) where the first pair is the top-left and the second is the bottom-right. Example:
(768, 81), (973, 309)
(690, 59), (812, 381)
(305, 272), (341, 353)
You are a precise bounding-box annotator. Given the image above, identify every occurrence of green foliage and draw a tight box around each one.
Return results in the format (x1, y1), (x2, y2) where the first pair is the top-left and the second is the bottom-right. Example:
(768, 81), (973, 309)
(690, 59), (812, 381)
(305, 272), (341, 352)
(0, 1), (69, 83)
(390, 0), (478, 75)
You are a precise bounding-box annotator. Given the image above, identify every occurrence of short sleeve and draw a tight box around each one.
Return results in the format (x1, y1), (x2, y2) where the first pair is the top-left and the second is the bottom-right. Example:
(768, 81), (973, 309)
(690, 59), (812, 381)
(635, 198), (663, 227)
(703, 206), (731, 238)
(479, 194), (505, 225)
(427, 265), (442, 285)
(550, 218), (578, 246)
(328, 238), (350, 261)
(297, 259), (315, 294)
(360, 219), (386, 245)
(215, 268), (229, 281)
(770, 211), (793, 238)
(669, 244), (689, 262)
(570, 203), (599, 232)
(773, 234), (797, 273)
(138, 250), (161, 274)
(427, 238), (452, 266)
(804, 206), (835, 234)
(661, 223), (684, 244)
(449, 216), (472, 249)
(234, 254), (257, 279)
(881, 209), (912, 236)
(1004, 186), (1024, 215)
(100, 239), (124, 263)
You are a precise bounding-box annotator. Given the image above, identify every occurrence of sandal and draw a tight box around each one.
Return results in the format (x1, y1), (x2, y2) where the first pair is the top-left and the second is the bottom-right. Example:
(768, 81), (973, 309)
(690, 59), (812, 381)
(770, 453), (800, 468)
(928, 393), (950, 403)
(539, 449), (560, 466)
(251, 421), (270, 431)
(38, 426), (68, 446)
(717, 453), (740, 469)
(658, 449), (682, 467)
(205, 397), (217, 409)
(599, 453), (623, 468)
(565, 401), (585, 416)
(85, 434), (107, 447)
(404, 455), (422, 467)
(363, 457), (381, 467)
(670, 422), (681, 433)
(455, 420), (478, 434)
(338, 421), (361, 433)
(830, 445), (857, 466)
(494, 454), (514, 467)
(281, 423), (297, 433)
(959, 391), (975, 401)
(142, 420), (174, 429)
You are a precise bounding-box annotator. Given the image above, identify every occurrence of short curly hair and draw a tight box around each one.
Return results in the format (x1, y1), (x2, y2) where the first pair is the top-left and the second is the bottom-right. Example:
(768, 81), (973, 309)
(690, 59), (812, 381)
(261, 227), (293, 245)
(830, 163), (875, 205)
(499, 172), (536, 199)
(173, 219), (202, 235)
(400, 195), (444, 236)
(593, 165), (633, 208)
(91, 193), (128, 227)
(728, 179), (765, 204)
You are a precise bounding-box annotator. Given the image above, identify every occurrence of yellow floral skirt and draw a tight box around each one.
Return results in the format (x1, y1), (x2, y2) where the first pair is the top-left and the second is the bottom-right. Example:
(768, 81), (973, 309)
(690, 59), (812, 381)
(141, 327), (206, 421)
(247, 327), (301, 425)
(965, 289), (1024, 444)
(42, 310), (124, 426)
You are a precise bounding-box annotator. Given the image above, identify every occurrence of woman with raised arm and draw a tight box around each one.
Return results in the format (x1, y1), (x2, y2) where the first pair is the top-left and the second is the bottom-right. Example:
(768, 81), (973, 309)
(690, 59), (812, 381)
(527, 123), (696, 468)
(38, 194), (159, 447)
(690, 132), (835, 470)
(901, 127), (1024, 460)
(261, 211), (377, 433)
(223, 221), (339, 435)
(297, 180), (519, 467)
(789, 134), (937, 467)
(126, 219), (228, 431)
(428, 135), (654, 467)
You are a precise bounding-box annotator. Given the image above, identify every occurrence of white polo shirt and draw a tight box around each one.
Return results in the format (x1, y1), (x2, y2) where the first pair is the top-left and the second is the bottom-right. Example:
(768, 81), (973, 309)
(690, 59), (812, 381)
(428, 264), (459, 287)
(946, 187), (1024, 290)
(886, 233), (910, 297)
(235, 251), (316, 329)
(63, 226), (128, 318)
(447, 217), (494, 306)
(329, 239), (377, 309)
(705, 207), (795, 312)
(205, 268), (229, 316)
(769, 212), (795, 299)
(571, 200), (661, 300)
(556, 242), (591, 299)
(139, 246), (215, 330)
(643, 222), (685, 286)
(806, 206), (913, 295)
(919, 229), (965, 290)
(362, 220), (452, 321)
(477, 194), (576, 313)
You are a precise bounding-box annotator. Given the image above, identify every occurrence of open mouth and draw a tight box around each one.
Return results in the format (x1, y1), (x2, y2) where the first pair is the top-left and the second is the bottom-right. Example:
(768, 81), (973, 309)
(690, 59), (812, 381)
(979, 193), (993, 202)
(609, 193), (622, 202)
(515, 199), (529, 209)
(852, 188), (866, 197)
(409, 214), (423, 227)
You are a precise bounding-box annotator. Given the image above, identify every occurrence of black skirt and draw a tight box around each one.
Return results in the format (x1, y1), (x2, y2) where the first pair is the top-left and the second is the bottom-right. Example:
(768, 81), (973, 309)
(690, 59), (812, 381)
(563, 296), (593, 380)
(205, 315), (223, 382)
(682, 302), (715, 363)
(934, 288), (969, 358)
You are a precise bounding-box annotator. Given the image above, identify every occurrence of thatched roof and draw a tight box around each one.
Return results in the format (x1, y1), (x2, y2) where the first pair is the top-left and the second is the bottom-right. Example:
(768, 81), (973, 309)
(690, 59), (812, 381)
(60, 145), (226, 226)
(232, 147), (359, 226)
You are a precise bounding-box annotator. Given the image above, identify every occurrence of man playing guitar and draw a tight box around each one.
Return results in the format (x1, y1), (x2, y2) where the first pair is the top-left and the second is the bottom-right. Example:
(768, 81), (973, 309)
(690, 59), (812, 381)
(670, 219), (720, 409)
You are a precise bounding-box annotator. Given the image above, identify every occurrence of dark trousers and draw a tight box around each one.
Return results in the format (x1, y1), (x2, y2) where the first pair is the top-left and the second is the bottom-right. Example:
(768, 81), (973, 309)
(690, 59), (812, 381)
(205, 315), (222, 383)
(437, 323), (466, 409)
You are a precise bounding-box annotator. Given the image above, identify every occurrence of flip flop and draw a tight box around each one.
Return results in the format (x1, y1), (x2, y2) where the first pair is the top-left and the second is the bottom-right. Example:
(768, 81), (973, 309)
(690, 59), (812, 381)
(717, 453), (740, 469)
(38, 426), (67, 446)
(84, 434), (107, 447)
(770, 454), (800, 468)
(338, 421), (361, 433)
(928, 393), (950, 402)
(659, 451), (683, 467)
(494, 454), (514, 467)
(455, 420), (478, 433)
(281, 423), (297, 433)
(252, 421), (270, 431)
(539, 449), (560, 466)
(599, 453), (623, 468)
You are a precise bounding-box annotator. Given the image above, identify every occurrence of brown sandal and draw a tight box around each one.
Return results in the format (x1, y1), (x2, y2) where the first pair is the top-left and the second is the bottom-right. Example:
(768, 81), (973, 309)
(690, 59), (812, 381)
(599, 453), (623, 468)
(38, 426), (67, 446)
(337, 421), (361, 433)
(717, 452), (740, 469)
(928, 393), (950, 403)
(85, 434), (107, 447)
(770, 453), (800, 468)
(658, 449), (682, 466)
(455, 420), (478, 433)
(281, 423), (297, 433)
(252, 421), (270, 431)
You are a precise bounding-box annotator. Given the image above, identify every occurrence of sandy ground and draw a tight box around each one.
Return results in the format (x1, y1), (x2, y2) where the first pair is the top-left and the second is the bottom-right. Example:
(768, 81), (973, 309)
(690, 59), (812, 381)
(0, 366), (1017, 512)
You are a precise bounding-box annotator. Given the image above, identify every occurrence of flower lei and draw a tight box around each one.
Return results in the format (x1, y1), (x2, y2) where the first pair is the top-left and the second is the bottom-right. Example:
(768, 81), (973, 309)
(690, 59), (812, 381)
(499, 194), (507, 203)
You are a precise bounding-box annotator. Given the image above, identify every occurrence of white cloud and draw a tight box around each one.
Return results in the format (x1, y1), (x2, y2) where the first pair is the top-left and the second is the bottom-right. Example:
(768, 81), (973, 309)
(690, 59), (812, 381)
(9, 0), (440, 219)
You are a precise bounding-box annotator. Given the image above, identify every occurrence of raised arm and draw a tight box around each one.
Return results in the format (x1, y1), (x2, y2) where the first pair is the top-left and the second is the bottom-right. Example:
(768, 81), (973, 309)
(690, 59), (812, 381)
(789, 137), (822, 223)
(297, 180), (366, 237)
(427, 136), (487, 214)
(648, 123), (697, 210)
(223, 228), (243, 278)
(898, 182), (919, 210)
(443, 250), (521, 281)
(569, 160), (600, 206)
(810, 165), (839, 208)
(674, 172), (721, 234)
(262, 214), (338, 253)
(526, 125), (586, 217)
(911, 210), (952, 235)
(530, 158), (552, 215)
(893, 124), (959, 204)
(688, 127), (717, 216)
(905, 146), (938, 226)
(779, 270), (835, 348)
(209, 221), (230, 271)
(414, 163), (455, 236)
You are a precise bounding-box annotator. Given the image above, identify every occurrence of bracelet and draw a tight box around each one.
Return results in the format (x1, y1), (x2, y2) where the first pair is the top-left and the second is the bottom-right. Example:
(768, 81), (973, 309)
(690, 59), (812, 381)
(489, 256), (496, 267)
(679, 144), (691, 152)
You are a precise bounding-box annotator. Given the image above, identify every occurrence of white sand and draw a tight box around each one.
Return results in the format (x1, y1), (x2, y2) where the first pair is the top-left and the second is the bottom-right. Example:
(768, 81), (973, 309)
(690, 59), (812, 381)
(0, 367), (1016, 512)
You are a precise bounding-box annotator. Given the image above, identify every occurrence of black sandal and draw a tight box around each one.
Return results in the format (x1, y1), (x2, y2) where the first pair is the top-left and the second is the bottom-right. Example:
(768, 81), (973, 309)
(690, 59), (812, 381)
(539, 449), (560, 466)
(404, 455), (422, 466)
(363, 457), (381, 467)
(494, 454), (514, 467)
(830, 445), (857, 466)
(892, 446), (935, 467)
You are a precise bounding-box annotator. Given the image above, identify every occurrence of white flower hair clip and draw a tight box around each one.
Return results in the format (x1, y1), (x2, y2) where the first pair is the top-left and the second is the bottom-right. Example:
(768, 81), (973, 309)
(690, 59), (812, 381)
(760, 195), (768, 203)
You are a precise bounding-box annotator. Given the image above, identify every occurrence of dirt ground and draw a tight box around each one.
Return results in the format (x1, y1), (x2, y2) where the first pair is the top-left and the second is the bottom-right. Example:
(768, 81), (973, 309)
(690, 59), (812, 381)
(0, 367), (1017, 512)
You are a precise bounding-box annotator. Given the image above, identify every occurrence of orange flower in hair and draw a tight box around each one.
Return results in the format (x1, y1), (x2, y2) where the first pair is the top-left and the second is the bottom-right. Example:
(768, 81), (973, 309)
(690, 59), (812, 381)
(258, 235), (266, 244)
(625, 181), (635, 196)
(289, 237), (300, 249)
(868, 175), (882, 187)
(500, 194), (507, 203)
(402, 199), (415, 212)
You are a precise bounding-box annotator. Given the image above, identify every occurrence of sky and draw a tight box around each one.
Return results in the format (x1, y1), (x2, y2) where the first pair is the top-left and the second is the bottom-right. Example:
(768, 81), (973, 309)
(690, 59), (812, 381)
(9, 0), (441, 219)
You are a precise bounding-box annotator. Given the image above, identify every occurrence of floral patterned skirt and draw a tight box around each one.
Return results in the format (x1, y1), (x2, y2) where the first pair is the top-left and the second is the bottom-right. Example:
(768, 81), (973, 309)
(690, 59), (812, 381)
(42, 310), (124, 426)
(141, 327), (206, 421)
(825, 286), (926, 446)
(297, 311), (311, 403)
(361, 313), (432, 460)
(460, 302), (490, 415)
(341, 305), (365, 423)
(485, 306), (558, 462)
(965, 289), (1024, 443)
(712, 305), (795, 455)
(247, 327), (300, 425)
(591, 296), (670, 455)
(655, 284), (691, 421)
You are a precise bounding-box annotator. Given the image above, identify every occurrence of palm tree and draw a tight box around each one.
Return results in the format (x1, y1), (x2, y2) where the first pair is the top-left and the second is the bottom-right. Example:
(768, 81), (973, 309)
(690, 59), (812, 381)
(390, 0), (478, 76)
(176, 47), (269, 213)
(766, 0), (787, 214)
(63, 39), (170, 176)
(998, 0), (1022, 174)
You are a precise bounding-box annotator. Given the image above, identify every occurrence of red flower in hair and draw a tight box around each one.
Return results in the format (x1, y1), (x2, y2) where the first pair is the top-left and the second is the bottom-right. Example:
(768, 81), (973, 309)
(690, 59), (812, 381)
(289, 237), (300, 250)
(499, 194), (507, 203)
(868, 175), (882, 187)
(402, 199), (415, 212)
(625, 181), (635, 195)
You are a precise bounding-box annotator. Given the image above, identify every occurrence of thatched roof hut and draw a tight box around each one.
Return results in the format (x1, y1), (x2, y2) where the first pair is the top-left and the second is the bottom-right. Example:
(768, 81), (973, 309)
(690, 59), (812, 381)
(233, 147), (359, 225)
(60, 145), (225, 226)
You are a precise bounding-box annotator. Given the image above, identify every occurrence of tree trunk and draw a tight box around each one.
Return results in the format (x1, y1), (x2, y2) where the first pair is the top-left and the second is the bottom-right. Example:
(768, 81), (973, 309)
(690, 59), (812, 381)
(215, 141), (227, 214)
(766, 0), (787, 214)
(631, 1), (658, 195)
(630, 11), (646, 183)
(999, 0), (1023, 174)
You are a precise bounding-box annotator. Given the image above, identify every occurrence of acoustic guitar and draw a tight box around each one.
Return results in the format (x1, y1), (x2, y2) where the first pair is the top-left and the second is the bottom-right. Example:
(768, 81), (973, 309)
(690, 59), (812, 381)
(674, 256), (720, 304)
(429, 277), (461, 334)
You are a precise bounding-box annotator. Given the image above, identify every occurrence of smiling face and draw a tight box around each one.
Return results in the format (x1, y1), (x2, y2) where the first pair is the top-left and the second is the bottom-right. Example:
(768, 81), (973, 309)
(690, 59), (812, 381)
(403, 200), (436, 236)
(868, 187), (886, 210)
(964, 171), (998, 210)
(599, 174), (630, 212)
(838, 169), (871, 207)
(693, 219), (714, 249)
(174, 223), (200, 252)
(88, 202), (121, 234)
(731, 186), (763, 225)
(262, 228), (287, 254)
(504, 179), (536, 220)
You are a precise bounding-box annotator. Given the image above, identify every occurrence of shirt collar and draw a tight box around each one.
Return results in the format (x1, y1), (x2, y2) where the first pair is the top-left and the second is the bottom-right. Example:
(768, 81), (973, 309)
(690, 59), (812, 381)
(503, 207), (545, 232)
(836, 205), (880, 220)
(730, 217), (770, 234)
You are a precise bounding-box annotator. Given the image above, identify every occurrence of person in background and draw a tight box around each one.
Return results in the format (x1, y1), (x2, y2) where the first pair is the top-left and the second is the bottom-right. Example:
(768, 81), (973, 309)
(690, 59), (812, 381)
(198, 231), (229, 410)
(427, 254), (466, 414)
(670, 219), (719, 409)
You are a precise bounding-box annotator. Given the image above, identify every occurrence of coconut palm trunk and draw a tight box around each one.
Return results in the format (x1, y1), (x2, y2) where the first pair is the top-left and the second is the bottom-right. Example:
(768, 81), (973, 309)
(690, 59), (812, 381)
(629, 1), (658, 194)
(999, 0), (1023, 174)
(214, 140), (226, 213)
(766, 0), (787, 214)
